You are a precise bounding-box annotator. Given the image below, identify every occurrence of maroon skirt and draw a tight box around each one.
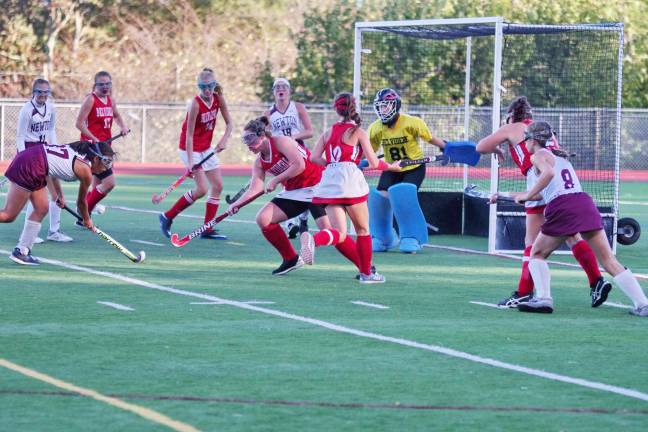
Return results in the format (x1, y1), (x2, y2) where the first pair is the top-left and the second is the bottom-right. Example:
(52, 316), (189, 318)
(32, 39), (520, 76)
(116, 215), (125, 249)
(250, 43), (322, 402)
(542, 192), (603, 237)
(5, 145), (48, 192)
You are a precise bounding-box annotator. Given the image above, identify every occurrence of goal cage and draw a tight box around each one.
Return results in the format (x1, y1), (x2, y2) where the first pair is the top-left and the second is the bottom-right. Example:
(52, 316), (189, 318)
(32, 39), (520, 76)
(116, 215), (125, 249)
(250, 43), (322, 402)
(353, 17), (623, 253)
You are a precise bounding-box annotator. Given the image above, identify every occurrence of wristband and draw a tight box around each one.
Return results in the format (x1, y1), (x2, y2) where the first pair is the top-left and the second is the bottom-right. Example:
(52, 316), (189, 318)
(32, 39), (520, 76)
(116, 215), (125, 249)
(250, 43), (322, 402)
(376, 160), (390, 171)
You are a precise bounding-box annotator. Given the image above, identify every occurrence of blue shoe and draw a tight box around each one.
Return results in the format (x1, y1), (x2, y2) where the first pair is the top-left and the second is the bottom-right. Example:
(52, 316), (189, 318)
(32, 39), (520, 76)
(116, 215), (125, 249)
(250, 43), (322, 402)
(200, 230), (228, 240)
(9, 247), (40, 266)
(159, 213), (172, 238)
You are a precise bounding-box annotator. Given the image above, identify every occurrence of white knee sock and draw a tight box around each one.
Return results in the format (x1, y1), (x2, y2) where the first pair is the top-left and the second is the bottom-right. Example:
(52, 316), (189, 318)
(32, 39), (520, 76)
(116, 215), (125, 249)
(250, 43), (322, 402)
(529, 259), (552, 299)
(49, 201), (61, 233)
(24, 201), (34, 223)
(613, 269), (648, 308)
(17, 220), (42, 255)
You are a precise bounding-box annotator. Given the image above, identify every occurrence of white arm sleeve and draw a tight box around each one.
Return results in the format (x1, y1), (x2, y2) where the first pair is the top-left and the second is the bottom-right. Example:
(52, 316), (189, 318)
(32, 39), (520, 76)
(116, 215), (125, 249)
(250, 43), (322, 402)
(16, 103), (31, 152)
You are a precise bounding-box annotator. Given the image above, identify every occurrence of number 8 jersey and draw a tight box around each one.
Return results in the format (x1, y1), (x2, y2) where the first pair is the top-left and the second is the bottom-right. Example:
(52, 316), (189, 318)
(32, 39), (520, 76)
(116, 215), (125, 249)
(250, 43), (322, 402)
(367, 113), (431, 172)
(536, 149), (582, 204)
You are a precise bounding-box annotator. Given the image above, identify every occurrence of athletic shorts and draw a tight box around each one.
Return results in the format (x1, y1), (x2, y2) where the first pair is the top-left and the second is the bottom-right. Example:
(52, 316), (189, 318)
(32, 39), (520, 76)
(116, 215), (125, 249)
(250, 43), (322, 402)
(271, 197), (327, 220)
(377, 163), (425, 191)
(93, 167), (113, 180)
(179, 149), (220, 172)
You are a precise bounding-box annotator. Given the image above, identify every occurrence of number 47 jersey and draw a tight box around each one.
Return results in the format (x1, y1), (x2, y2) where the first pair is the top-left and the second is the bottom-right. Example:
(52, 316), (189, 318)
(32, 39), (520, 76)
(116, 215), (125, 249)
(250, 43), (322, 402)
(44, 144), (87, 182)
(367, 113), (431, 172)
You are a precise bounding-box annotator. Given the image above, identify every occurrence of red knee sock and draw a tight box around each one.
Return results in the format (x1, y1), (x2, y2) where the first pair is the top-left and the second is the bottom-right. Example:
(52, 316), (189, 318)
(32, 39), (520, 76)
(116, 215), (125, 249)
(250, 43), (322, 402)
(571, 240), (601, 287)
(204, 197), (219, 233)
(262, 223), (297, 261)
(356, 234), (372, 275)
(518, 245), (534, 296)
(335, 236), (361, 270)
(86, 188), (106, 213)
(164, 191), (194, 220)
(314, 229), (341, 246)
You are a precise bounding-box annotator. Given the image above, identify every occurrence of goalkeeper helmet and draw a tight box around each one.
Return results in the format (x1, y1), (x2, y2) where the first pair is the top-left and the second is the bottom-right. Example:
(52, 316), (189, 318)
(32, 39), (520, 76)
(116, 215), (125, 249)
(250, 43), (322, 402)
(524, 121), (553, 144)
(373, 88), (401, 124)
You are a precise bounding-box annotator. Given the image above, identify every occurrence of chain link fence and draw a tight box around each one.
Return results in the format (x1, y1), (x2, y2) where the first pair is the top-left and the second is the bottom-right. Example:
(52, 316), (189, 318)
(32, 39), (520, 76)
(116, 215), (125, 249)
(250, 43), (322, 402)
(2, 98), (648, 172)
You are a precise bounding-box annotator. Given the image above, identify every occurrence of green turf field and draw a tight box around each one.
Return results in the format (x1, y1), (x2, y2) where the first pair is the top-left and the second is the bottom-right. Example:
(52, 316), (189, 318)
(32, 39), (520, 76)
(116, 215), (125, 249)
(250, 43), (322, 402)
(1, 176), (647, 431)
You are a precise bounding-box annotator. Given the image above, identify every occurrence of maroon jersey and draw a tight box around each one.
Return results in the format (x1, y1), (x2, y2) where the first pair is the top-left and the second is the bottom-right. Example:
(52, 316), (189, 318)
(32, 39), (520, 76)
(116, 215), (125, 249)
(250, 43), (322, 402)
(259, 137), (322, 191)
(508, 118), (559, 176)
(81, 94), (113, 142)
(325, 122), (363, 165)
(179, 95), (220, 152)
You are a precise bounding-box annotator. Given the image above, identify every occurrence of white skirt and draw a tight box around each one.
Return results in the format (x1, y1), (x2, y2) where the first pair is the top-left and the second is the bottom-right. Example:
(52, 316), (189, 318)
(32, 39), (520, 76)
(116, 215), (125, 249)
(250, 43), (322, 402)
(178, 149), (220, 171)
(313, 162), (369, 201)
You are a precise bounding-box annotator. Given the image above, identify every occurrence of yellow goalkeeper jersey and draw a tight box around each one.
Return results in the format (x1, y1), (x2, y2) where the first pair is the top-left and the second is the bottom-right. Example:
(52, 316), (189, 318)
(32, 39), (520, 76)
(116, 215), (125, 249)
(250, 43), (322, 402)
(368, 113), (432, 172)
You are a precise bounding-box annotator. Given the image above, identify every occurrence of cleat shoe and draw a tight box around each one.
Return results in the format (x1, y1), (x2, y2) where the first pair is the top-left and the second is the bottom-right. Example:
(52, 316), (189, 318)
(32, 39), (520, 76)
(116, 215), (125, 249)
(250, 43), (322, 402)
(200, 230), (228, 240)
(92, 204), (106, 215)
(359, 271), (386, 284)
(33, 236), (45, 244)
(287, 222), (299, 239)
(299, 218), (309, 234)
(497, 291), (532, 308)
(629, 305), (648, 317)
(159, 213), (172, 238)
(590, 277), (612, 308)
(272, 256), (305, 275)
(355, 265), (377, 280)
(300, 232), (315, 265)
(9, 247), (40, 266)
(47, 230), (73, 242)
(518, 297), (554, 314)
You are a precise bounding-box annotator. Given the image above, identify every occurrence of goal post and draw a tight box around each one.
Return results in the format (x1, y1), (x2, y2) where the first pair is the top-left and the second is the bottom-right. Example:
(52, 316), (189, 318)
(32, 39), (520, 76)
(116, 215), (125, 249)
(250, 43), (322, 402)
(353, 17), (624, 253)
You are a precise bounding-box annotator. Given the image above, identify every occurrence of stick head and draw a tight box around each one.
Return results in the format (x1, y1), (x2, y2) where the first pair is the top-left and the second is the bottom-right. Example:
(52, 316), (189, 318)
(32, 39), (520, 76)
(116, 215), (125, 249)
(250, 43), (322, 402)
(151, 193), (161, 204)
(135, 251), (146, 263)
(170, 233), (189, 248)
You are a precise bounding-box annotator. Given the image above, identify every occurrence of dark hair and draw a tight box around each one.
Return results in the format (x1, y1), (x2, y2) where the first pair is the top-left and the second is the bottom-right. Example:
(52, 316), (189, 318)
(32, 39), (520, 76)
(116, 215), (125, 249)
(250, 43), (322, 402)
(32, 78), (50, 92)
(70, 140), (116, 159)
(525, 121), (570, 158)
(333, 92), (361, 132)
(243, 116), (271, 138)
(199, 67), (223, 96)
(94, 71), (111, 82)
(506, 96), (533, 123)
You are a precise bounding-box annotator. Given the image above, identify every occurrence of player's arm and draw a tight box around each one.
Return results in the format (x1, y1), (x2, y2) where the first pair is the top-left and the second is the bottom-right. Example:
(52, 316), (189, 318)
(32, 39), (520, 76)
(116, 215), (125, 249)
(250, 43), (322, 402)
(76, 95), (100, 142)
(50, 177), (64, 207)
(476, 125), (514, 154)
(356, 128), (400, 172)
(267, 137), (305, 191)
(292, 102), (314, 141)
(228, 159), (265, 212)
(518, 152), (555, 203)
(111, 100), (130, 136)
(215, 93), (233, 153)
(15, 104), (30, 151)
(184, 99), (199, 170)
(309, 131), (329, 166)
(73, 159), (94, 229)
(49, 105), (58, 145)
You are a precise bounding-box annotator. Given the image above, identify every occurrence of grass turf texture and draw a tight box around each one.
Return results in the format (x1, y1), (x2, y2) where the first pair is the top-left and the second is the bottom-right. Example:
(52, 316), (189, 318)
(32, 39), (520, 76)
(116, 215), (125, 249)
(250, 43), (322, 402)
(1, 175), (647, 431)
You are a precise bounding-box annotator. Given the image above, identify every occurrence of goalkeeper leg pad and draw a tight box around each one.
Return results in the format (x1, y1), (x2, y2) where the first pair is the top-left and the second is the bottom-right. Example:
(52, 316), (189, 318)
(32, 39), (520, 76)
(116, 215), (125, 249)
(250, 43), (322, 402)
(389, 183), (427, 253)
(368, 187), (398, 252)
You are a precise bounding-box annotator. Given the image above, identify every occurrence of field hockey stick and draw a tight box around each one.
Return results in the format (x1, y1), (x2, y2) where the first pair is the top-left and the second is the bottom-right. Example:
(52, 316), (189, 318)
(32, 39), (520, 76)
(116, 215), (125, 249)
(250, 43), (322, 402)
(225, 180), (251, 204)
(399, 155), (448, 168)
(151, 152), (215, 204)
(62, 205), (146, 263)
(463, 184), (517, 203)
(171, 190), (264, 247)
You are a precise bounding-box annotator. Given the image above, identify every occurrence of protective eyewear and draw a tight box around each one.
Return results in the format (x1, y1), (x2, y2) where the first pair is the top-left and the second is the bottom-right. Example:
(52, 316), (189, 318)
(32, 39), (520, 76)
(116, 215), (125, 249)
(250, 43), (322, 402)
(273, 84), (289, 92)
(33, 89), (51, 95)
(88, 144), (114, 169)
(242, 132), (260, 146)
(95, 82), (112, 87)
(198, 81), (217, 90)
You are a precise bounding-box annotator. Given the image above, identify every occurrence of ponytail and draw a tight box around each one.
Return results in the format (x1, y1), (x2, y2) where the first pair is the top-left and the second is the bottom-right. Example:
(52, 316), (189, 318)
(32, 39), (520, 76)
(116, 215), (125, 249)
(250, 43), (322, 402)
(243, 116), (271, 139)
(333, 92), (361, 132)
(506, 96), (533, 123)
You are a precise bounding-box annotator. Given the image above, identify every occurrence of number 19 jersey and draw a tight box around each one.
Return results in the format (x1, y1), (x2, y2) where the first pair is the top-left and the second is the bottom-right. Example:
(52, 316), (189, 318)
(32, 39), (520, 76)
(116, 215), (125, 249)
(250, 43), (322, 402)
(368, 113), (431, 172)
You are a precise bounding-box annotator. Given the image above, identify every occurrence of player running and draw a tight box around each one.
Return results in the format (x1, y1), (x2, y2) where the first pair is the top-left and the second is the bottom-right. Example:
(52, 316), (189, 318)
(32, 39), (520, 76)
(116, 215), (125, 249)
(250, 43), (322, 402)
(228, 116), (338, 276)
(300, 93), (400, 283)
(512, 122), (648, 316)
(263, 77), (314, 238)
(15, 78), (72, 244)
(1, 141), (114, 265)
(159, 68), (233, 239)
(476, 96), (611, 308)
(75, 71), (129, 216)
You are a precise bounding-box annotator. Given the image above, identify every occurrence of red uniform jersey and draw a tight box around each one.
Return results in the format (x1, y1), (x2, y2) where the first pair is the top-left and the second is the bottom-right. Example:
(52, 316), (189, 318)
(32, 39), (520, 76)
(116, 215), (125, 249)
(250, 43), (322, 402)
(81, 94), (113, 142)
(508, 118), (559, 176)
(325, 122), (363, 165)
(259, 137), (322, 191)
(179, 95), (220, 152)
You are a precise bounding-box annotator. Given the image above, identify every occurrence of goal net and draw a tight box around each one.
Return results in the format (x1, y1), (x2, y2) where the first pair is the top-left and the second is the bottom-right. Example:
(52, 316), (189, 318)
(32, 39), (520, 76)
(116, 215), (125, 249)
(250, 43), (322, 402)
(354, 17), (623, 253)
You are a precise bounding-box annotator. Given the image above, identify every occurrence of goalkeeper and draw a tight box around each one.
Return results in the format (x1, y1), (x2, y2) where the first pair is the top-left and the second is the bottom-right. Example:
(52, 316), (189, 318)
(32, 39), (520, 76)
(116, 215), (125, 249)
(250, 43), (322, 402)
(366, 88), (445, 253)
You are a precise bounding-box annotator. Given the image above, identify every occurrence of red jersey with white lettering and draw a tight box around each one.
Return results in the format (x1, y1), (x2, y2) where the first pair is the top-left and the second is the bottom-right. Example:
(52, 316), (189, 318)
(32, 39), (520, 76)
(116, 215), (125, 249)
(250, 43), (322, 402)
(81, 94), (113, 142)
(179, 95), (219, 152)
(508, 119), (559, 176)
(259, 137), (322, 191)
(325, 122), (363, 165)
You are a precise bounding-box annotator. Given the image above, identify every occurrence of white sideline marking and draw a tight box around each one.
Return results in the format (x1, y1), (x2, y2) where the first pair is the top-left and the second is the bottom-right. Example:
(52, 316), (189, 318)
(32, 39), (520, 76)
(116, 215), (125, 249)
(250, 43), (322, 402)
(351, 301), (390, 310)
(619, 200), (648, 206)
(470, 301), (502, 309)
(423, 243), (648, 281)
(97, 301), (134, 311)
(131, 239), (164, 247)
(603, 302), (632, 310)
(108, 205), (256, 225)
(226, 241), (245, 246)
(2, 249), (648, 403)
(190, 301), (275, 305)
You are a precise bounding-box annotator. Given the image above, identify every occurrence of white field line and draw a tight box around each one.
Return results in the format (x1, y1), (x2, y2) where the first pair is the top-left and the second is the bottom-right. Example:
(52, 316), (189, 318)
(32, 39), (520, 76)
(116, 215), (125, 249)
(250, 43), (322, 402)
(2, 249), (648, 403)
(603, 302), (632, 310)
(108, 205), (256, 225)
(619, 200), (648, 206)
(131, 239), (165, 247)
(350, 301), (390, 310)
(469, 301), (503, 309)
(97, 301), (134, 311)
(190, 301), (275, 305)
(423, 244), (648, 282)
(225, 241), (245, 246)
